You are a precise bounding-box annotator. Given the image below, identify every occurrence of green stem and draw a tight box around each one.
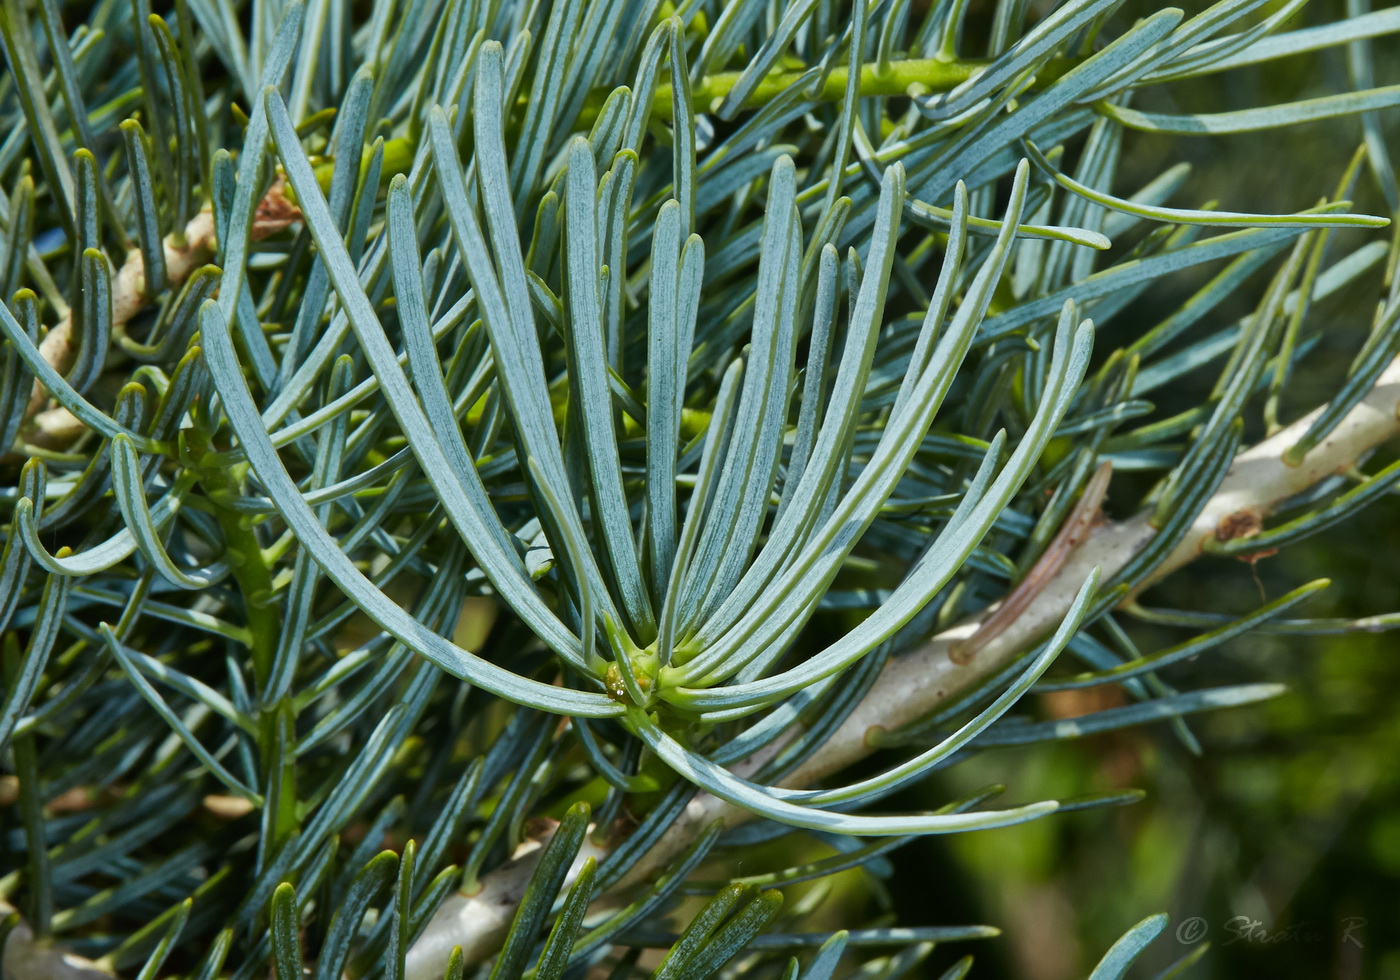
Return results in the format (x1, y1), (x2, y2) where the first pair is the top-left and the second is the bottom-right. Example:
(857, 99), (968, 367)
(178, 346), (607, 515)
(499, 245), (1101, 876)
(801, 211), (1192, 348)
(654, 54), (1076, 119)
(190, 443), (298, 847)
(265, 698), (299, 850)
(206, 478), (279, 688)
(304, 55), (1076, 194)
(671, 58), (982, 116)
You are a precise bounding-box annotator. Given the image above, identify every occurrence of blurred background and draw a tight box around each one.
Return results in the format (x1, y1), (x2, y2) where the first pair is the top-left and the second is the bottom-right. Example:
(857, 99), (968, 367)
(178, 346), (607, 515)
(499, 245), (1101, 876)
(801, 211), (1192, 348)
(844, 2), (1400, 977)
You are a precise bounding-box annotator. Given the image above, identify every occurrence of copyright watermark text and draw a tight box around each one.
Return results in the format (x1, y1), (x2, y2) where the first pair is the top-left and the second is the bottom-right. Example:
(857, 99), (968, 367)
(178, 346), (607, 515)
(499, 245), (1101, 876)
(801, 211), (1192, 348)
(1175, 915), (1367, 949)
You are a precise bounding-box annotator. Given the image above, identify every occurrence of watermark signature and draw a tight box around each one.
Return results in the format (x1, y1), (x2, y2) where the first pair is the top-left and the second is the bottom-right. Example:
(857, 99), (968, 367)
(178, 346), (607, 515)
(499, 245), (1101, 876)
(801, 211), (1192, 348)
(1175, 915), (1367, 949)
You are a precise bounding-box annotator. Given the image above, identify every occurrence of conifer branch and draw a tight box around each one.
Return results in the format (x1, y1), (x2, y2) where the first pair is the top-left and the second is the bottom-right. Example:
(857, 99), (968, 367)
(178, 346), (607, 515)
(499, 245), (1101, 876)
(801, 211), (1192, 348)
(408, 350), (1400, 979)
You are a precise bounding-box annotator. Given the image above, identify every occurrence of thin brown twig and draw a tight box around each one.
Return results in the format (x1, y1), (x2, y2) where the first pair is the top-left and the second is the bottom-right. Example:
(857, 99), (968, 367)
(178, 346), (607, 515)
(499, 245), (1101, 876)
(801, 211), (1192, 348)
(22, 210), (217, 420)
(17, 178), (301, 436)
(949, 460), (1113, 664)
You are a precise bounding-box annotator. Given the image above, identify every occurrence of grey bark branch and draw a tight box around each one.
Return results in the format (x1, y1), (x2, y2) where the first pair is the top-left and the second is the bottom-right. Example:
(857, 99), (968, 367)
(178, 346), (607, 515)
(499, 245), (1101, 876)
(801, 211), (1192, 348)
(1, 902), (111, 980)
